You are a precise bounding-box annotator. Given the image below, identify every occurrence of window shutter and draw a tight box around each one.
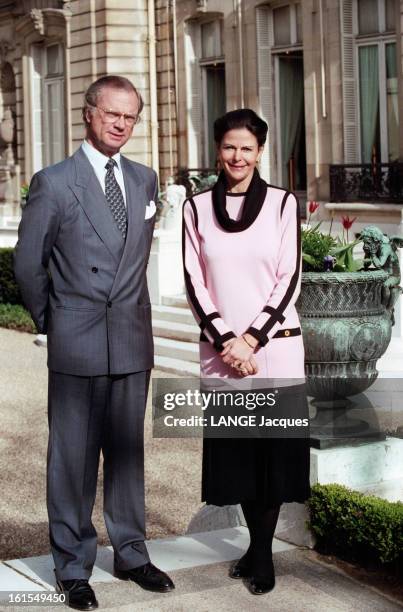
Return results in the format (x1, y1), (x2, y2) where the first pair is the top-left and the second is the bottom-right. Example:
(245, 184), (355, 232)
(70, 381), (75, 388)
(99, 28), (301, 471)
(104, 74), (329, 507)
(185, 21), (202, 168)
(256, 6), (275, 182)
(44, 78), (65, 165)
(341, 0), (359, 162)
(31, 45), (44, 172)
(31, 43), (65, 171)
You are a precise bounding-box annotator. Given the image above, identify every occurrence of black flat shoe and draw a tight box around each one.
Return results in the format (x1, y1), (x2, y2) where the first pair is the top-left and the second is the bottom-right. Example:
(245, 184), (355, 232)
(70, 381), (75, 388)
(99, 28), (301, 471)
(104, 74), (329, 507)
(247, 560), (275, 595)
(56, 578), (98, 610)
(229, 555), (250, 579)
(114, 562), (175, 593)
(247, 574), (276, 595)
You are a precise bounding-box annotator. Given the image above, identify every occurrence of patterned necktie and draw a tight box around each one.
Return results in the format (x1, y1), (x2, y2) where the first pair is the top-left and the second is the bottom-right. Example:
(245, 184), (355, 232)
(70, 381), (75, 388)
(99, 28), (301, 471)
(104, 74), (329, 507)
(105, 158), (127, 239)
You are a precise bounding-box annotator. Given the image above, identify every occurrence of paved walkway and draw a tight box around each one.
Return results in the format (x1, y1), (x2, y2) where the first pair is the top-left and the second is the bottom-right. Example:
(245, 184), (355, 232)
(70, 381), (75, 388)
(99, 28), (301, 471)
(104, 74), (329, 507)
(1, 329), (403, 611)
(1, 528), (402, 612)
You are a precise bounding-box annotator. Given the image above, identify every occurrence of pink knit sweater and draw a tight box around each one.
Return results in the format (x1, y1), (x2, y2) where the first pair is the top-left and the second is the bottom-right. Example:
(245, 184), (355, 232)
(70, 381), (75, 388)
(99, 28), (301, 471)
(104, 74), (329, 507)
(182, 185), (305, 378)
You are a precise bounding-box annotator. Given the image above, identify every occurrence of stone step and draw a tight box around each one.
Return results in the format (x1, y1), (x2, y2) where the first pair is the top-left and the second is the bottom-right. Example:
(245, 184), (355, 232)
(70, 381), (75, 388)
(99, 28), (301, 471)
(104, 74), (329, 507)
(152, 318), (200, 343)
(152, 304), (195, 325)
(161, 294), (188, 308)
(154, 354), (200, 376)
(154, 336), (199, 363)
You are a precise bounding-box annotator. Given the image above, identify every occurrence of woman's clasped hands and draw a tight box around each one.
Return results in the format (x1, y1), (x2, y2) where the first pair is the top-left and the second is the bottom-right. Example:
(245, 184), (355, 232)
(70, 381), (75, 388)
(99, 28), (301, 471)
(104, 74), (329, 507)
(221, 334), (259, 376)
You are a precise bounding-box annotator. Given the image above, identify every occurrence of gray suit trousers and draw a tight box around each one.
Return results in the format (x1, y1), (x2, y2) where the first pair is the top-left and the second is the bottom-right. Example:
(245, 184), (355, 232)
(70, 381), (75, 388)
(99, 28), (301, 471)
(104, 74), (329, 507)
(47, 370), (151, 580)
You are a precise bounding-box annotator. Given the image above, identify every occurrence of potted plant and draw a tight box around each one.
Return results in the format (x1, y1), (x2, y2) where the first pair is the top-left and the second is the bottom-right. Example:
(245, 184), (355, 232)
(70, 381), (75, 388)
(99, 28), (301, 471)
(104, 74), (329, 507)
(296, 210), (402, 447)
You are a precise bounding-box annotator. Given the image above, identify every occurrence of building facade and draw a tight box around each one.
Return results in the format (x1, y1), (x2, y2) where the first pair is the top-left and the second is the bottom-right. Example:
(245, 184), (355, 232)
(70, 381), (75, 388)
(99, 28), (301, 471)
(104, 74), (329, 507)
(0, 0), (156, 244)
(162, 0), (403, 226)
(1, 0), (403, 243)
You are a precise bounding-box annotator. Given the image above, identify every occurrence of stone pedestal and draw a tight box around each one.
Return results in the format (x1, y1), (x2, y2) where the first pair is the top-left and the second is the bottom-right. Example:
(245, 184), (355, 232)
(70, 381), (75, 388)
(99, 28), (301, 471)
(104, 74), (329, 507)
(147, 228), (184, 304)
(275, 502), (314, 548)
(0, 213), (19, 247)
(186, 504), (245, 535)
(310, 436), (403, 488)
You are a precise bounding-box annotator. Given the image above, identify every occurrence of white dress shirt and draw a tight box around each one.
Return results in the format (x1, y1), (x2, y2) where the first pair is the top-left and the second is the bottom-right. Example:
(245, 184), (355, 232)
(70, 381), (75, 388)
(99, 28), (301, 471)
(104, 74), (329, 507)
(81, 140), (127, 207)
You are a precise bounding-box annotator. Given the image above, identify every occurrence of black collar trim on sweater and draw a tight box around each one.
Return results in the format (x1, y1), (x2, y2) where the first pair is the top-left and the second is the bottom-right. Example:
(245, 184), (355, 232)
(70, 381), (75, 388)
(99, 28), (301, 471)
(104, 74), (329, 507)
(212, 169), (267, 232)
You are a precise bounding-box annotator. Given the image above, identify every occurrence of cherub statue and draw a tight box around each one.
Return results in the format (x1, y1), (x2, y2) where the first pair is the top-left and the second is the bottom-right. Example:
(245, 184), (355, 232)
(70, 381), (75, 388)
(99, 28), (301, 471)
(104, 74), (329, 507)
(360, 225), (403, 321)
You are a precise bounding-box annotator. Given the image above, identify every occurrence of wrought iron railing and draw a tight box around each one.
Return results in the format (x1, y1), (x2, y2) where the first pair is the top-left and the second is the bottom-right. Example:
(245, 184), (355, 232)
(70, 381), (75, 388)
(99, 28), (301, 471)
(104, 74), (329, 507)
(329, 163), (403, 204)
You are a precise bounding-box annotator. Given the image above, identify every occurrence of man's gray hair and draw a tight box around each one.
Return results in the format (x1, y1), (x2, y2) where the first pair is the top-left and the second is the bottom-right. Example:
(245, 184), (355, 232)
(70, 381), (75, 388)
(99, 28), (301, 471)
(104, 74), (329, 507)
(82, 75), (144, 123)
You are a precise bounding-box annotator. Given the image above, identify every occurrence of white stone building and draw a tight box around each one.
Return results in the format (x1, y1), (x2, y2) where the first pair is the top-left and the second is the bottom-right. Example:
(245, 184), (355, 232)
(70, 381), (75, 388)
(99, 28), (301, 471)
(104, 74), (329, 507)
(0, 0), (156, 245)
(0, 0), (403, 241)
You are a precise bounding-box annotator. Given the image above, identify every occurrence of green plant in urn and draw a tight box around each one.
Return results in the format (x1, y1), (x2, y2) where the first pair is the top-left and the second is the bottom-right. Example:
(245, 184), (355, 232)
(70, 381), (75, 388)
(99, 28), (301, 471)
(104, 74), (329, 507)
(296, 207), (403, 447)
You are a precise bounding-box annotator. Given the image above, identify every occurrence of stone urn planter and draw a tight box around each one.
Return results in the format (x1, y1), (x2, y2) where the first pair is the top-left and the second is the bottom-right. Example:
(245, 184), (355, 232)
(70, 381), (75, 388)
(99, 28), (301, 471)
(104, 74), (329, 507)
(296, 270), (392, 447)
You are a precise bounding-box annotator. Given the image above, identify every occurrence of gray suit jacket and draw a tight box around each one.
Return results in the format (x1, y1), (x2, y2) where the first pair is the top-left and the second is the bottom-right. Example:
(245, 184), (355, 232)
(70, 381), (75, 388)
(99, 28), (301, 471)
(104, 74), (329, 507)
(14, 147), (157, 376)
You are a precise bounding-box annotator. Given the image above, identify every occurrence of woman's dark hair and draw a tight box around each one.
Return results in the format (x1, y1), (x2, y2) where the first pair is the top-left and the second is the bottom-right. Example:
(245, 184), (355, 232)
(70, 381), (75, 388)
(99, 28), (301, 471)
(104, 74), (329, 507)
(214, 109), (268, 147)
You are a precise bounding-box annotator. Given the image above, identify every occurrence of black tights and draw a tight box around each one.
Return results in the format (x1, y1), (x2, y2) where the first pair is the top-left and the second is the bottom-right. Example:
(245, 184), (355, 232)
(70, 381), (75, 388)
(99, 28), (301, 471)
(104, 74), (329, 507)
(240, 501), (281, 577)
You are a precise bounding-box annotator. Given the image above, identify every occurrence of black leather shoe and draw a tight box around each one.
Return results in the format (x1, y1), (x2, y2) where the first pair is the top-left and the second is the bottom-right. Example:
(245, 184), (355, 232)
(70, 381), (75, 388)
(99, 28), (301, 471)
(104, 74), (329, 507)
(56, 578), (98, 610)
(247, 560), (275, 595)
(114, 562), (175, 593)
(229, 555), (250, 579)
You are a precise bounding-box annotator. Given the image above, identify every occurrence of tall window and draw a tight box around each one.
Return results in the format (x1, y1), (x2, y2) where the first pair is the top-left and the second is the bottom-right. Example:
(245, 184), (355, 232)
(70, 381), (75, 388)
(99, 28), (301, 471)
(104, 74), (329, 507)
(200, 21), (226, 167)
(272, 3), (302, 46)
(257, 2), (306, 187)
(272, 2), (306, 191)
(185, 19), (225, 169)
(31, 43), (65, 172)
(355, 0), (398, 163)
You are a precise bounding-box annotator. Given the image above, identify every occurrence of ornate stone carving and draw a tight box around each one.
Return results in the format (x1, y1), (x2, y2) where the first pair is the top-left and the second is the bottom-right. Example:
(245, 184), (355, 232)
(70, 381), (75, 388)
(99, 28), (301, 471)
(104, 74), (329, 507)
(350, 323), (382, 361)
(0, 108), (15, 165)
(15, 5), (71, 38)
(30, 8), (44, 35)
(196, 0), (207, 10)
(0, 40), (14, 62)
(0, 108), (14, 144)
(361, 225), (403, 316)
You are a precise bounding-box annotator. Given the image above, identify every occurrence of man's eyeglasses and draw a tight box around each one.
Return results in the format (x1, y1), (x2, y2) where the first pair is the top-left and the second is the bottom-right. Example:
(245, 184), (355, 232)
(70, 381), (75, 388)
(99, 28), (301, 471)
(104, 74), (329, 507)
(95, 106), (139, 126)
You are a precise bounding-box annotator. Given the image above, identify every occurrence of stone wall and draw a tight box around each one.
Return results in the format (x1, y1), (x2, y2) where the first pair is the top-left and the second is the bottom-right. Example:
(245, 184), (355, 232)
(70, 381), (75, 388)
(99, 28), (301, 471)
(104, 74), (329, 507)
(69, 0), (152, 165)
(155, 0), (177, 185)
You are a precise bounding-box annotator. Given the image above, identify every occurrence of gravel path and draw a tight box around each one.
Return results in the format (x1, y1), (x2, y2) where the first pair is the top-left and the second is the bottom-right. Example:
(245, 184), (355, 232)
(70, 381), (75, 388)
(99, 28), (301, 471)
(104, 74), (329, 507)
(0, 328), (202, 560)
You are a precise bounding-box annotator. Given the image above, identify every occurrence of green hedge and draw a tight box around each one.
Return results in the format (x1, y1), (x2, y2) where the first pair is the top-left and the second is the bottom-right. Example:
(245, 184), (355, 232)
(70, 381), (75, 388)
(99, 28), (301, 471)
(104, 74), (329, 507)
(0, 303), (36, 333)
(308, 483), (403, 572)
(0, 247), (23, 305)
(0, 248), (35, 332)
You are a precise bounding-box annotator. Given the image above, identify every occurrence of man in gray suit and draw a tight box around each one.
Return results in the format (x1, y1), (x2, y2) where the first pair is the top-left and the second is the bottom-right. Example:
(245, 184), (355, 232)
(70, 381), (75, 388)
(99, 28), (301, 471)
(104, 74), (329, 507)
(14, 76), (174, 610)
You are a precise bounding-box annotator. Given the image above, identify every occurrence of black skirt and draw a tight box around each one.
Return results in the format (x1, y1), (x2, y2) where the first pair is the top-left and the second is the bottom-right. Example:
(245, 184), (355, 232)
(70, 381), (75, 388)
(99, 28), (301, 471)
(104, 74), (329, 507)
(202, 436), (311, 508)
(200, 380), (311, 507)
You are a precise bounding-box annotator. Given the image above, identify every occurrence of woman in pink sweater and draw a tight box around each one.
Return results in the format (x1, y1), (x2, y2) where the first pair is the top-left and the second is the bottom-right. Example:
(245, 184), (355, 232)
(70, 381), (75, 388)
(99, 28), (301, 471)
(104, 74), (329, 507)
(182, 109), (310, 595)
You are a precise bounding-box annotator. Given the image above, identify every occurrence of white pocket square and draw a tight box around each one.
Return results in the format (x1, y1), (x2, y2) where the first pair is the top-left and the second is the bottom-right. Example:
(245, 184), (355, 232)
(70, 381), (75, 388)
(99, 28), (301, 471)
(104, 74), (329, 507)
(145, 200), (156, 220)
